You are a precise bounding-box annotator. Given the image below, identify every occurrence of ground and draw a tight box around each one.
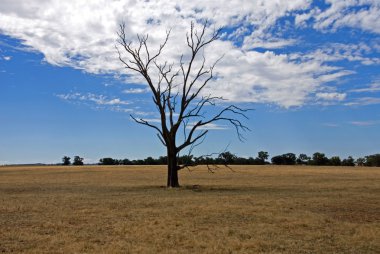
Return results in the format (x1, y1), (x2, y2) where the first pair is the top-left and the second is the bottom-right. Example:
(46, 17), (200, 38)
(0, 165), (379, 253)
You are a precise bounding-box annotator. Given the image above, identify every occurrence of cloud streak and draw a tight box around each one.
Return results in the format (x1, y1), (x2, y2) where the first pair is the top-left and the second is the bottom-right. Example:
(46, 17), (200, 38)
(349, 120), (380, 126)
(350, 82), (380, 93)
(57, 93), (130, 106)
(123, 88), (150, 94)
(345, 97), (380, 106)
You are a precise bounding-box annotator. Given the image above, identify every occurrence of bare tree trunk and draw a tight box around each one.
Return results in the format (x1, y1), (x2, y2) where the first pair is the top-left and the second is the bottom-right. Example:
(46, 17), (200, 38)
(117, 21), (250, 188)
(167, 146), (179, 188)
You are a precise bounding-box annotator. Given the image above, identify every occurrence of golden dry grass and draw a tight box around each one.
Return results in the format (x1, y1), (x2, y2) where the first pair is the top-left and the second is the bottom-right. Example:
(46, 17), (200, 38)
(0, 165), (379, 253)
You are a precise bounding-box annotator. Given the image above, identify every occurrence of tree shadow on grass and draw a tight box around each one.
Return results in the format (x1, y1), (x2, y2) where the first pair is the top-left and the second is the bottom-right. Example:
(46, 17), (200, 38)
(0, 183), (331, 196)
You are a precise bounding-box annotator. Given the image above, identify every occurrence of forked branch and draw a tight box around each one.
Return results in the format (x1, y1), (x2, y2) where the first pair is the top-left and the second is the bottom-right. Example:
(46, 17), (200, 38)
(117, 20), (251, 169)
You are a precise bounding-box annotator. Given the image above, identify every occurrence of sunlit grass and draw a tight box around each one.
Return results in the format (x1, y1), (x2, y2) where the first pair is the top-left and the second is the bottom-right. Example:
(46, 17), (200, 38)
(0, 165), (379, 253)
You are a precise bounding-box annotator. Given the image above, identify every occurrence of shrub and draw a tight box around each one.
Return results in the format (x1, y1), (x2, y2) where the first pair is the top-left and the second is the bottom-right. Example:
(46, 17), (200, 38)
(365, 154), (380, 167)
(271, 153), (296, 165)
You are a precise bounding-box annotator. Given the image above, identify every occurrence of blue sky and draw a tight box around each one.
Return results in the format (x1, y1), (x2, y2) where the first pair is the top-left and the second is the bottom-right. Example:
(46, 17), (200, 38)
(0, 0), (380, 164)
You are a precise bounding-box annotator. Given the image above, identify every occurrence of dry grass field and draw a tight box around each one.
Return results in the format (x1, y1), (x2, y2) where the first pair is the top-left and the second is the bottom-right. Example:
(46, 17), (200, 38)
(0, 165), (379, 253)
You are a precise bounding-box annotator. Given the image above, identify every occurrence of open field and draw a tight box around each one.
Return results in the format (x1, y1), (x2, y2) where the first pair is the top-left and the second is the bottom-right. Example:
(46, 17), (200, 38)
(0, 165), (379, 253)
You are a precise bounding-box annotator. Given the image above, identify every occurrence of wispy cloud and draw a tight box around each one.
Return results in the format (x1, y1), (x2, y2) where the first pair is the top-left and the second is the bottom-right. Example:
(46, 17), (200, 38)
(56, 92), (156, 116)
(323, 121), (380, 127)
(296, 0), (380, 34)
(291, 43), (380, 67)
(187, 122), (229, 130)
(316, 92), (346, 101)
(345, 97), (380, 106)
(349, 121), (379, 126)
(242, 36), (297, 50)
(3, 56), (11, 61)
(322, 123), (339, 127)
(57, 93), (130, 105)
(123, 88), (150, 94)
(112, 107), (153, 116)
(134, 118), (161, 123)
(350, 82), (380, 93)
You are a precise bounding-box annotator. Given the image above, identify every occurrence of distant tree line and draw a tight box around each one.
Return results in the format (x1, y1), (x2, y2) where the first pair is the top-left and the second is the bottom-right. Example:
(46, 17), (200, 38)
(97, 151), (268, 166)
(94, 152), (380, 167)
(270, 152), (357, 166)
(62, 156), (84, 166)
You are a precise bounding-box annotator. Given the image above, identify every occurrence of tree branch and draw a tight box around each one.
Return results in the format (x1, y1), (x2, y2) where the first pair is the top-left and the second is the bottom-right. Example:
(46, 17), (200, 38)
(117, 20), (250, 172)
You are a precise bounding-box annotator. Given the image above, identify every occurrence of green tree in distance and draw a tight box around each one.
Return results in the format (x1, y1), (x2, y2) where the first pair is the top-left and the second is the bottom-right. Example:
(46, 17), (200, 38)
(73, 156), (84, 166)
(257, 151), (269, 164)
(62, 156), (71, 166)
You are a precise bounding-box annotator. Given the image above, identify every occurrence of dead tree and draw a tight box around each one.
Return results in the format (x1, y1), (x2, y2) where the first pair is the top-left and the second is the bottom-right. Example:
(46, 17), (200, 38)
(116, 21), (249, 187)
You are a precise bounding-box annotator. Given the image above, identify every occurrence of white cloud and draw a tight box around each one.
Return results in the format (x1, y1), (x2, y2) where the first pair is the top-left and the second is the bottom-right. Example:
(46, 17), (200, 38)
(296, 0), (380, 34)
(295, 8), (319, 27)
(316, 92), (347, 101)
(349, 120), (379, 126)
(104, 98), (129, 105)
(203, 47), (350, 108)
(243, 38), (297, 50)
(317, 70), (354, 83)
(57, 92), (129, 106)
(350, 82), (380, 93)
(291, 43), (380, 66)
(0, 0), (377, 108)
(345, 97), (380, 106)
(187, 122), (229, 130)
(123, 88), (150, 94)
(238, 1), (310, 49)
(3, 56), (11, 61)
(136, 118), (161, 123)
(113, 107), (153, 116)
(56, 92), (156, 116)
(324, 120), (380, 127)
